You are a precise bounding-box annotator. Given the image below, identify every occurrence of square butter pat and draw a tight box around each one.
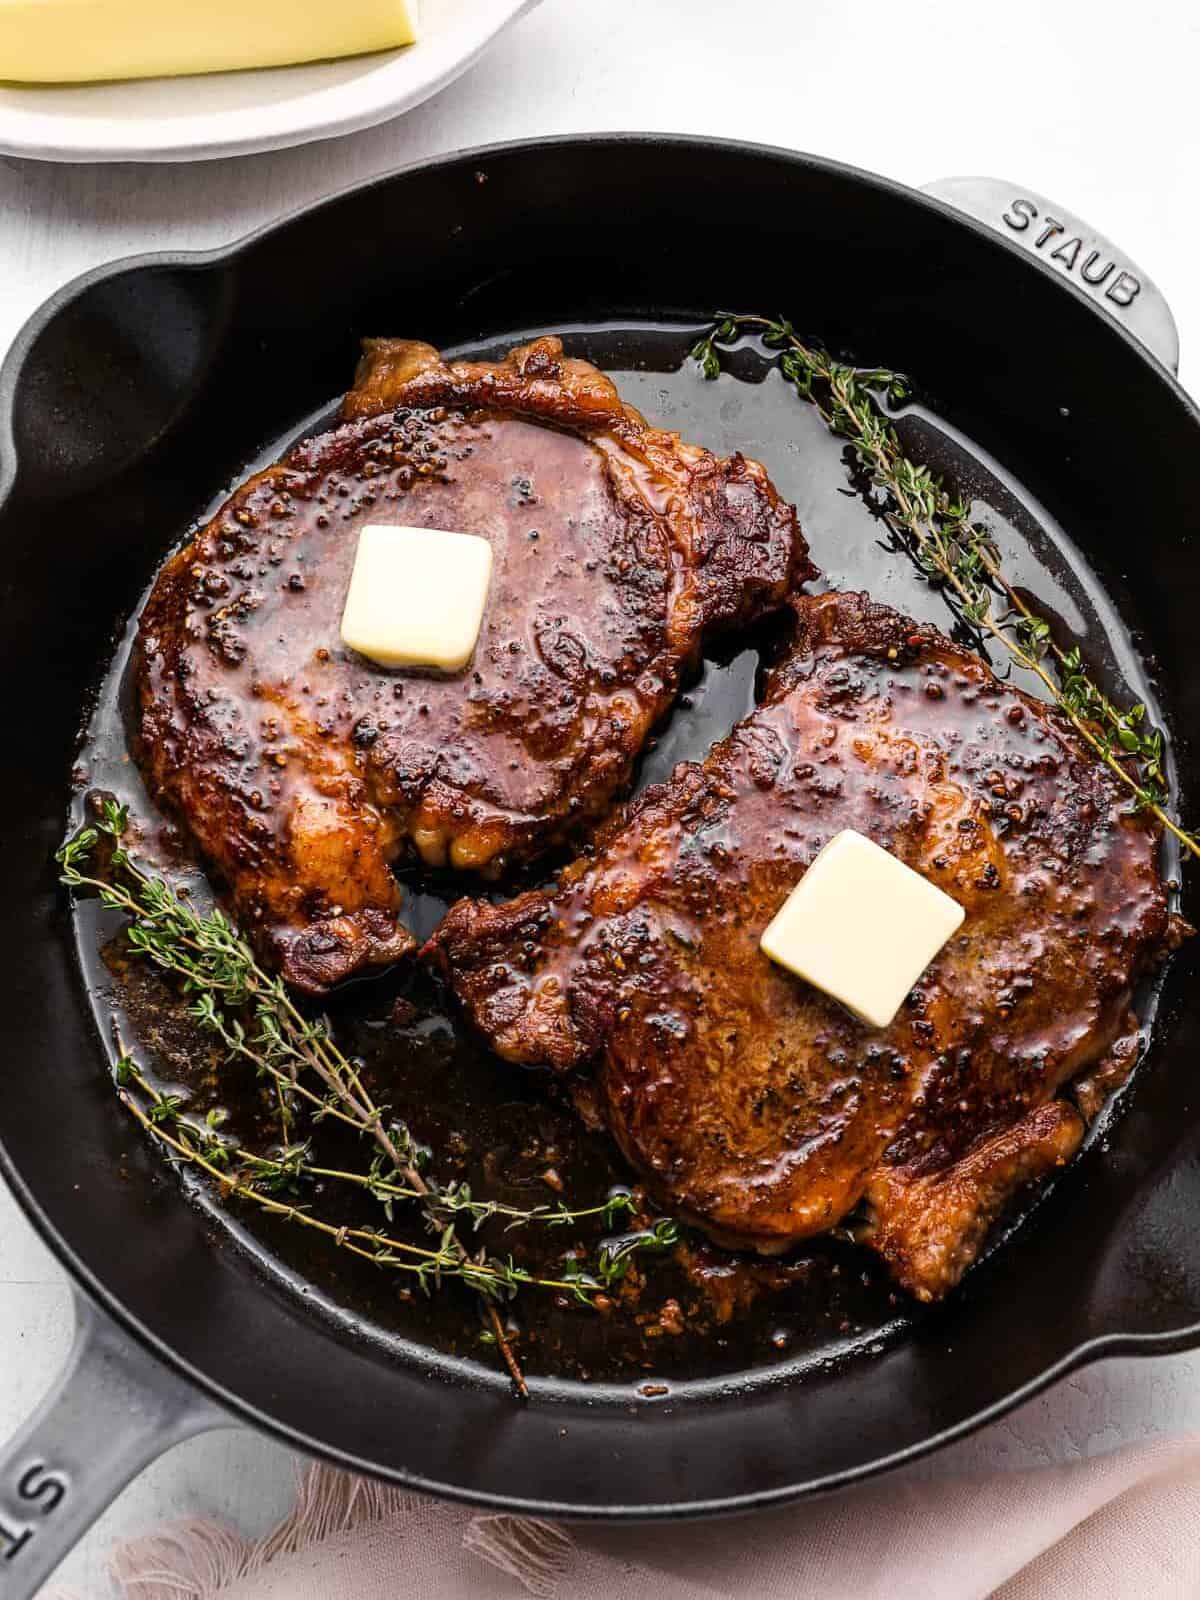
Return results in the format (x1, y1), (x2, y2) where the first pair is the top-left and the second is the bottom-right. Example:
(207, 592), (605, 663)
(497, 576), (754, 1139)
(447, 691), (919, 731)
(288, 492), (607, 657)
(760, 829), (964, 1029)
(341, 524), (492, 672)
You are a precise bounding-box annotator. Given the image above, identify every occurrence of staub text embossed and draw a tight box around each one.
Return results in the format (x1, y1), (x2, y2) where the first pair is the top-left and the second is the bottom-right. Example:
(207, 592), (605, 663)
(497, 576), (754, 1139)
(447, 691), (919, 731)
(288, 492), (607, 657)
(0, 1518), (32, 1563)
(0, 1462), (68, 1566)
(1002, 198), (1140, 306)
(921, 176), (1178, 368)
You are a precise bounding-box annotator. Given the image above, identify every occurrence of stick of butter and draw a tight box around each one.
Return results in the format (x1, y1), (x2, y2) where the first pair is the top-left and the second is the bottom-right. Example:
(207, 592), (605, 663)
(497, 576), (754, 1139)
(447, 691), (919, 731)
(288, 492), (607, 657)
(0, 0), (418, 83)
(760, 829), (965, 1029)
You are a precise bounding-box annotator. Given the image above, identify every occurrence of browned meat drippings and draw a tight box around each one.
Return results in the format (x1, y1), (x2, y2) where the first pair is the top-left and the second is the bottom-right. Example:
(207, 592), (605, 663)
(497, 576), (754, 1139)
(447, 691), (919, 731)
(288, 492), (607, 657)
(136, 337), (812, 992)
(426, 591), (1182, 1302)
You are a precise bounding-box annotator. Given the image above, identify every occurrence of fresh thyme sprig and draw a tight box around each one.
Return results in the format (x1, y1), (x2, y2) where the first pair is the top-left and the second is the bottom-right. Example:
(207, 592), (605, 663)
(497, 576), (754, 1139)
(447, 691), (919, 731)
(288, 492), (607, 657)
(692, 314), (1197, 858)
(113, 1054), (592, 1304)
(57, 805), (679, 1393)
(58, 804), (426, 1178)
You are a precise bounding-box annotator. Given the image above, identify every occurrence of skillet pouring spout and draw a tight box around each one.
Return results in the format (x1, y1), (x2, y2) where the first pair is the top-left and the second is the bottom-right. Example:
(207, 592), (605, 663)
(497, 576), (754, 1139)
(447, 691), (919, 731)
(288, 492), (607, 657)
(922, 176), (1179, 372)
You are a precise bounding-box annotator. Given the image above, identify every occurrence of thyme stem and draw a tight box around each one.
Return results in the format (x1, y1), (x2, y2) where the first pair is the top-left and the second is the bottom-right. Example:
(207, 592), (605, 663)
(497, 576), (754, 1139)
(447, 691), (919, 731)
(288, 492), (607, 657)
(121, 1092), (586, 1296)
(486, 1304), (528, 1400)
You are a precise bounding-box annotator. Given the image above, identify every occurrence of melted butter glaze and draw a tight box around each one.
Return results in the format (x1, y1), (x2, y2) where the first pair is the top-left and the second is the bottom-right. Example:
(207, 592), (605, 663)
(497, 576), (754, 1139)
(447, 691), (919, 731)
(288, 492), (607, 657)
(429, 591), (1178, 1300)
(137, 337), (808, 991)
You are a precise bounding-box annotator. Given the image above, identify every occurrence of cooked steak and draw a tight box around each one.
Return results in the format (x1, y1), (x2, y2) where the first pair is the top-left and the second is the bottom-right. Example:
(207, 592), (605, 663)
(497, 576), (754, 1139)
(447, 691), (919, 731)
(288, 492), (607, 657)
(137, 337), (811, 992)
(426, 591), (1180, 1301)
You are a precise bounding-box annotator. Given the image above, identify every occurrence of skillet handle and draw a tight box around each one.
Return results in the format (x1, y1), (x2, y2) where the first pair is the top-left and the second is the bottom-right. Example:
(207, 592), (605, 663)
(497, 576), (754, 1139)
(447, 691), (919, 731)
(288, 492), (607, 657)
(0, 1290), (226, 1599)
(921, 176), (1180, 373)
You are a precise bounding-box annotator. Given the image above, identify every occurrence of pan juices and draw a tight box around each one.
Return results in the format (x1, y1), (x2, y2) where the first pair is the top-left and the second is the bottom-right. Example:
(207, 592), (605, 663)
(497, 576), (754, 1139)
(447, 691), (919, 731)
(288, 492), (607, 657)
(0, 0), (418, 82)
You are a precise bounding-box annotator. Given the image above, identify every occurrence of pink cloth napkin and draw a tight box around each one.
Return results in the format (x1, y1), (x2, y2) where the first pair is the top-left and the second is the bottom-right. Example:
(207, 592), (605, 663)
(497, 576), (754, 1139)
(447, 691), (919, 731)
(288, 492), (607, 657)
(50, 1438), (1200, 1600)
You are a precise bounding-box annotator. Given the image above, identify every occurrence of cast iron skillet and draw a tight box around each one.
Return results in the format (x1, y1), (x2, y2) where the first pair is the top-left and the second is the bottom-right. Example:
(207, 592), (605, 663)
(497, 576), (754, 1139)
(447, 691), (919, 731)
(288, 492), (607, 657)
(1, 136), (1199, 1597)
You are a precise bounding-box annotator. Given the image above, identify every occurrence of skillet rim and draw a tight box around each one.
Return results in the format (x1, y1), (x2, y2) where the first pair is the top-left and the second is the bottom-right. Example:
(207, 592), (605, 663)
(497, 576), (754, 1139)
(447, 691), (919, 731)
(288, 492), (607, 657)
(3, 131), (1200, 1518)
(4, 131), (1193, 501)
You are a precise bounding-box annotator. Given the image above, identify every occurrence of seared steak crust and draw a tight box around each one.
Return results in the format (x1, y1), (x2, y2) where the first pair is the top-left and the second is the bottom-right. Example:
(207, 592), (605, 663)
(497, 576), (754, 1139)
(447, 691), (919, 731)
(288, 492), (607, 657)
(426, 591), (1177, 1300)
(137, 337), (811, 991)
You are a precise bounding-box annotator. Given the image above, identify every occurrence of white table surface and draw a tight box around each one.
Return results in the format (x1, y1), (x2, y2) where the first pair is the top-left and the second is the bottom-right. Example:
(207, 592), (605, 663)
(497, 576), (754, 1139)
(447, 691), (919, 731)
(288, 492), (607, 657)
(4, 0), (1200, 1592)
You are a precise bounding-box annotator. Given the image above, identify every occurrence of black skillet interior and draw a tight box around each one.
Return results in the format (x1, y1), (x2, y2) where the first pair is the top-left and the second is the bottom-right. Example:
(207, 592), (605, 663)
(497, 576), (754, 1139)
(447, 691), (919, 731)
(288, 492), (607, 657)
(2, 137), (1200, 1517)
